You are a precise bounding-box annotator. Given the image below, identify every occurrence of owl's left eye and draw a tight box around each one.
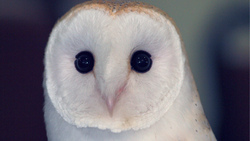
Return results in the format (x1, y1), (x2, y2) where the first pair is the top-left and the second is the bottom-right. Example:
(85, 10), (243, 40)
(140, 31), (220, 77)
(74, 51), (94, 73)
(130, 50), (152, 73)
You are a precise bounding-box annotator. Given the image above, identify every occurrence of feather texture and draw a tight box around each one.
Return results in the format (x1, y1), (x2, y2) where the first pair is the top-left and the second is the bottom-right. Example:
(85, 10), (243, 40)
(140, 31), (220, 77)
(44, 1), (216, 140)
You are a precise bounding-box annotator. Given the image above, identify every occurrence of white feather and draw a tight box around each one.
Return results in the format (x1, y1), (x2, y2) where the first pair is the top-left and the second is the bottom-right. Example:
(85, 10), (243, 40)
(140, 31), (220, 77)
(44, 1), (216, 140)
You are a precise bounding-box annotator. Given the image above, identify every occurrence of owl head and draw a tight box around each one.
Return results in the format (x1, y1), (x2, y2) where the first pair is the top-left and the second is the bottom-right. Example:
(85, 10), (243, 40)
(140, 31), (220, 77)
(44, 1), (186, 133)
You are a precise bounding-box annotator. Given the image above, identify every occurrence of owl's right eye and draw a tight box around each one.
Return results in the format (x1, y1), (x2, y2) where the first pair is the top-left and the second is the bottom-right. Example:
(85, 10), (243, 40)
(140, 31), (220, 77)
(74, 51), (94, 73)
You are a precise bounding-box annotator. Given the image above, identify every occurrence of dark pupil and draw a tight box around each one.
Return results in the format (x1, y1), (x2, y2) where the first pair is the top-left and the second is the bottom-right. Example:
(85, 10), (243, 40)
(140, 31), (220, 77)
(75, 51), (94, 73)
(131, 50), (152, 73)
(79, 56), (90, 67)
(135, 54), (150, 68)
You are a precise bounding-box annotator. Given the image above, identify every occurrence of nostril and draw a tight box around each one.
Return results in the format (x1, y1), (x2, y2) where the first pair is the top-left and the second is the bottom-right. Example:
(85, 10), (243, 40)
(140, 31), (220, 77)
(117, 84), (126, 94)
(115, 84), (126, 100)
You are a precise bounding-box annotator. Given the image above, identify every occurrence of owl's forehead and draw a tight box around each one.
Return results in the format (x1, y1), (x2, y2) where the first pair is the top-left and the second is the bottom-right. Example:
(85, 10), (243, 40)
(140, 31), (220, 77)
(59, 1), (173, 24)
(52, 1), (182, 59)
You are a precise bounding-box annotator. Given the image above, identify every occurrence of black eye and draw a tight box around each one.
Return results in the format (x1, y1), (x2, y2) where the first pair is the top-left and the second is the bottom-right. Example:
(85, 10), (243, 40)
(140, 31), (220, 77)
(130, 50), (152, 73)
(74, 51), (94, 73)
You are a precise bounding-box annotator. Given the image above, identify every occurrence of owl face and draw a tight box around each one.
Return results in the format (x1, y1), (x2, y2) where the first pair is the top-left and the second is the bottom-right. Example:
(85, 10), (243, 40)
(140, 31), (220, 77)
(45, 1), (185, 132)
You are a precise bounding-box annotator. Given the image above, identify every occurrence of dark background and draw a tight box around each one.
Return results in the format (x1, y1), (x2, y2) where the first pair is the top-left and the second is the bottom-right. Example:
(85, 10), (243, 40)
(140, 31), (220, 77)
(0, 0), (249, 140)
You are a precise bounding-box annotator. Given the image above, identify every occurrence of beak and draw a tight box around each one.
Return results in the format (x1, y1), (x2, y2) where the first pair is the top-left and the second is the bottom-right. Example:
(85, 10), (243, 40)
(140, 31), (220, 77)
(102, 84), (126, 117)
(104, 96), (116, 116)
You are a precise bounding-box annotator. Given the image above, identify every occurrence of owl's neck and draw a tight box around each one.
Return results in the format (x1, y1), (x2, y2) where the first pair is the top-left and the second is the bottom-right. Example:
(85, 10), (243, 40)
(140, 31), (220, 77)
(149, 63), (216, 140)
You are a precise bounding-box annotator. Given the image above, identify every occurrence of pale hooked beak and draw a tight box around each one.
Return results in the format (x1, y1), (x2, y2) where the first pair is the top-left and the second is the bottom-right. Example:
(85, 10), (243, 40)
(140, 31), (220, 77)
(102, 85), (126, 117)
(104, 96), (116, 116)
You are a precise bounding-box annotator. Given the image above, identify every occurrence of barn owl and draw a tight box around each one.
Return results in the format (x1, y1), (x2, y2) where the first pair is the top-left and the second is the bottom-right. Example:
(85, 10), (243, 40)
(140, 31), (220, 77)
(43, 0), (216, 140)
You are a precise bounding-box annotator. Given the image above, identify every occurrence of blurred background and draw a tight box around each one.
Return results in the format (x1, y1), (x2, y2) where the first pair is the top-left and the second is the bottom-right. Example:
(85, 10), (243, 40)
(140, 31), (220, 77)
(0, 0), (248, 140)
